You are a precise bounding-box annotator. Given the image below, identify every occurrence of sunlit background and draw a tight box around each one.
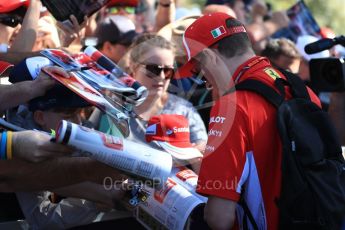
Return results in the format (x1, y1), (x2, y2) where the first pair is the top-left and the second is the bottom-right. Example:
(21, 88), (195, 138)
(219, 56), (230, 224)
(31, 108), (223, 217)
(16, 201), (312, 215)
(179, 0), (345, 35)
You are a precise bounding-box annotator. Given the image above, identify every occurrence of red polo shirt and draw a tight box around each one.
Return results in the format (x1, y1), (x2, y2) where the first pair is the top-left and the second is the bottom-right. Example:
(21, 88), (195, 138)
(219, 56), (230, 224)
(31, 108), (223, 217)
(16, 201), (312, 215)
(197, 56), (320, 229)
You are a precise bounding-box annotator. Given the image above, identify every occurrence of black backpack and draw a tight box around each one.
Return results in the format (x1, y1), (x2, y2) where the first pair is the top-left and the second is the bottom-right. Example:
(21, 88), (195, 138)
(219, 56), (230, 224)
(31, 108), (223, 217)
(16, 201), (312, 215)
(231, 70), (345, 230)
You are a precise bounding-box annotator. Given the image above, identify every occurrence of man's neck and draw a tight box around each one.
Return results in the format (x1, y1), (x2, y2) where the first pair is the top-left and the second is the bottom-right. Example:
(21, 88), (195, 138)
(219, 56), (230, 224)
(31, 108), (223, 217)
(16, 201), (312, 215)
(211, 51), (256, 100)
(224, 51), (256, 75)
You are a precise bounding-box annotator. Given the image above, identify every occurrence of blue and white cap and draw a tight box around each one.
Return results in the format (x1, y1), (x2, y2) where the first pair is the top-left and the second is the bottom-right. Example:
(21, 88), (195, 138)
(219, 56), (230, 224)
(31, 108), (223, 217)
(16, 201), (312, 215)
(9, 56), (53, 83)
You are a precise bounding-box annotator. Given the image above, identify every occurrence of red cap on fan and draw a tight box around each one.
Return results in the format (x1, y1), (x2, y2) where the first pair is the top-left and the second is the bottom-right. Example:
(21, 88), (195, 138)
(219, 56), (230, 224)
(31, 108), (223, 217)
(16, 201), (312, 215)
(145, 114), (203, 160)
(107, 0), (139, 7)
(0, 0), (29, 13)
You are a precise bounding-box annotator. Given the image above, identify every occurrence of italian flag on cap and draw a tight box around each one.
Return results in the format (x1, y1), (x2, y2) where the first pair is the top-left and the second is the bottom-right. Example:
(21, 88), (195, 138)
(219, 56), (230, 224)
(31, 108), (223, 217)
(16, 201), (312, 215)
(211, 26), (226, 39)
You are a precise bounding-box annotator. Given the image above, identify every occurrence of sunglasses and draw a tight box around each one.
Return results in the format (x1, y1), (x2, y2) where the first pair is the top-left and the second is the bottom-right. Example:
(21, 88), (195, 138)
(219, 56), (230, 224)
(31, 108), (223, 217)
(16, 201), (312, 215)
(141, 63), (175, 79)
(108, 6), (136, 14)
(0, 14), (22, 28)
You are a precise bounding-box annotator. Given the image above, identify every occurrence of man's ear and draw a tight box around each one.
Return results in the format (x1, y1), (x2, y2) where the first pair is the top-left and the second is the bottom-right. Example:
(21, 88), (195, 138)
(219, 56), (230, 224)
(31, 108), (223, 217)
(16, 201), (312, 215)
(103, 41), (113, 53)
(33, 110), (45, 127)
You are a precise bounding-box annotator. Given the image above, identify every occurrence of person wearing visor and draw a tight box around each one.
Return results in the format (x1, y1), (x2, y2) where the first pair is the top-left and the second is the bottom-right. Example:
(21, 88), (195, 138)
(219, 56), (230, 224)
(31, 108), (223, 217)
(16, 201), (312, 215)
(177, 12), (320, 229)
(108, 4), (136, 15)
(106, 0), (138, 23)
(92, 15), (138, 64)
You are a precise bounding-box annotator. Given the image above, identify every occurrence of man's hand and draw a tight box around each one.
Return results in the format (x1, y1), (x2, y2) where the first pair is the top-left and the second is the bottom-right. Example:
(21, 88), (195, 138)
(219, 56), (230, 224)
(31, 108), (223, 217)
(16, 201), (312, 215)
(32, 16), (61, 51)
(56, 15), (88, 47)
(12, 130), (74, 163)
(33, 65), (71, 97)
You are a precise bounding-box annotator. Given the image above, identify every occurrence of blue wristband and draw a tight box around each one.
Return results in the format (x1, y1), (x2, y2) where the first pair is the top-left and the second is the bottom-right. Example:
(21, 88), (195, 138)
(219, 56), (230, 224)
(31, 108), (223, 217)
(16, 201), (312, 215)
(0, 132), (7, 160)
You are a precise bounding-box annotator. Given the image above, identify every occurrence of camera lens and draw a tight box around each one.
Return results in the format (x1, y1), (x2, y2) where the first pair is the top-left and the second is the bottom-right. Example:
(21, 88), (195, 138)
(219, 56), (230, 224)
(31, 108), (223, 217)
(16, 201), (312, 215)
(322, 61), (343, 85)
(310, 58), (345, 92)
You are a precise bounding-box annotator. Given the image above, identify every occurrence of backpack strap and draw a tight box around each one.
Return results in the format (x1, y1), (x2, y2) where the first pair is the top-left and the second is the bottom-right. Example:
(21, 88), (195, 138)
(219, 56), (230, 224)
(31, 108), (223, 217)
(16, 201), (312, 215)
(239, 195), (260, 230)
(278, 68), (311, 101)
(226, 79), (285, 108)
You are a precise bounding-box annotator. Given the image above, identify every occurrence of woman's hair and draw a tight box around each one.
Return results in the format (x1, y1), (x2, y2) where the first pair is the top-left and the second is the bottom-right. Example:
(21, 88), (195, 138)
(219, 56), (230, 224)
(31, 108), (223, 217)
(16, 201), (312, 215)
(129, 33), (175, 64)
(261, 38), (301, 59)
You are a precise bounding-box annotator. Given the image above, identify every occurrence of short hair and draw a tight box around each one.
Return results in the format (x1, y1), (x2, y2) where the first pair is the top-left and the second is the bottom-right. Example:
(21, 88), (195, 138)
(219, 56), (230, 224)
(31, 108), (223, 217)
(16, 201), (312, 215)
(215, 18), (253, 58)
(129, 33), (175, 64)
(261, 38), (301, 59)
(225, 0), (237, 7)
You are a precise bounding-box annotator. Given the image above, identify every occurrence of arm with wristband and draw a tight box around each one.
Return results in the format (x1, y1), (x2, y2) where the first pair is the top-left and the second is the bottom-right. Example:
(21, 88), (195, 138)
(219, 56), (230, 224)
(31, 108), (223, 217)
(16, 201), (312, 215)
(0, 130), (72, 162)
(0, 130), (124, 192)
(0, 131), (13, 160)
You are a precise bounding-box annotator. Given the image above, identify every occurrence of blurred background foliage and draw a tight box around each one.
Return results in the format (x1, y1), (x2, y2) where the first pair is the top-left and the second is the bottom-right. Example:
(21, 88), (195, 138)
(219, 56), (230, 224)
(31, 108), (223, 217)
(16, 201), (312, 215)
(181, 0), (345, 35)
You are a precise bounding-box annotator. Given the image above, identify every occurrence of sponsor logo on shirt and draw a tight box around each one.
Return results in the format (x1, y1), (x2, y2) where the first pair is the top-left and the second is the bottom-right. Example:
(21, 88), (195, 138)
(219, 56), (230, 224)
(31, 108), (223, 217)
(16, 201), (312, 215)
(264, 67), (281, 80)
(209, 116), (226, 124)
(205, 145), (215, 152)
(208, 129), (223, 137)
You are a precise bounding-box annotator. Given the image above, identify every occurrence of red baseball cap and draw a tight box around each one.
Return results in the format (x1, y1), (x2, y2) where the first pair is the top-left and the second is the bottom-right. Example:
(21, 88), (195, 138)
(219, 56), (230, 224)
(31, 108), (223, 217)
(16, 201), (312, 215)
(0, 0), (29, 13)
(0, 61), (13, 75)
(145, 114), (203, 160)
(176, 12), (247, 79)
(107, 0), (139, 7)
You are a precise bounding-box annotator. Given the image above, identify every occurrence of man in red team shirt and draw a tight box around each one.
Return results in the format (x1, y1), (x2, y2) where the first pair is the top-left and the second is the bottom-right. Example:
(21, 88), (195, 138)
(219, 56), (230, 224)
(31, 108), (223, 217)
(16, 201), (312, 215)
(177, 12), (320, 229)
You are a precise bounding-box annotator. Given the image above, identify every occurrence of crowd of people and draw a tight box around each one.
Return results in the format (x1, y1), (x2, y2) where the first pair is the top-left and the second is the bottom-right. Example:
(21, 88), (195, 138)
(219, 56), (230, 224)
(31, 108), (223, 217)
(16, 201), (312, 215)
(0, 0), (344, 229)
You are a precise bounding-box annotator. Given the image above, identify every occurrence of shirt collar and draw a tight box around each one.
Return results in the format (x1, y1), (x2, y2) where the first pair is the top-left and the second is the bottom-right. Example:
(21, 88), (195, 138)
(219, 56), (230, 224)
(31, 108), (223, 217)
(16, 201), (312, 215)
(231, 56), (271, 84)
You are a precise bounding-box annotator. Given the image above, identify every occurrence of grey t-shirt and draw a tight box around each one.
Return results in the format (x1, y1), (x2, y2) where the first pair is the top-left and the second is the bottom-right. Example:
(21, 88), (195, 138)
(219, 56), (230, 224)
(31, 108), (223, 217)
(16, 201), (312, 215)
(127, 93), (208, 146)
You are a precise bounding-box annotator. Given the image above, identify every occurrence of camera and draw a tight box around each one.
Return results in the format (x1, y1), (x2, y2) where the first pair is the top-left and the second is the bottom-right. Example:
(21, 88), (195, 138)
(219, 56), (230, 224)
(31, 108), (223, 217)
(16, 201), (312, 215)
(309, 58), (345, 92)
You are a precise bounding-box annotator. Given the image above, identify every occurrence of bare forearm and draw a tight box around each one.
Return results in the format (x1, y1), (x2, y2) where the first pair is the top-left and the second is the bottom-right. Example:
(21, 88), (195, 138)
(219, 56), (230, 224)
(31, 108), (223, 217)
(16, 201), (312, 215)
(0, 157), (123, 192)
(154, 0), (175, 32)
(204, 196), (236, 230)
(9, 0), (41, 52)
(0, 52), (40, 65)
(0, 82), (37, 112)
(0, 65), (67, 112)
